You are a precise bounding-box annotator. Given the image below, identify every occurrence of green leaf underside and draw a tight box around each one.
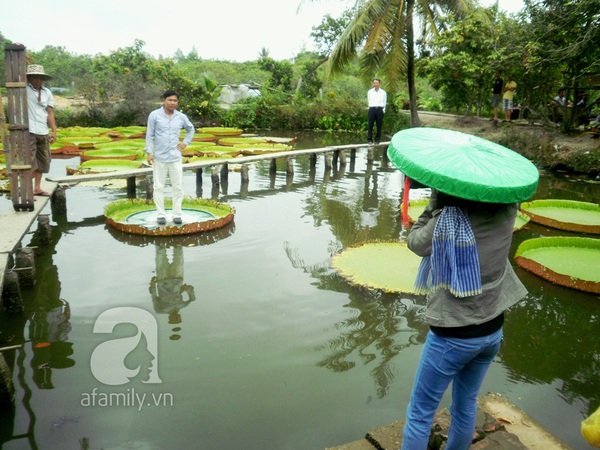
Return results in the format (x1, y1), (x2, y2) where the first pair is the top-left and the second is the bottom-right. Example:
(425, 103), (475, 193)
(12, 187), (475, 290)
(332, 242), (422, 294)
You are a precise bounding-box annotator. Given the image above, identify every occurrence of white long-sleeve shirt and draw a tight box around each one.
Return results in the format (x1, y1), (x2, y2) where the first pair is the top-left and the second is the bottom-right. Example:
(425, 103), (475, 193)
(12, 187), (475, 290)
(367, 87), (387, 112)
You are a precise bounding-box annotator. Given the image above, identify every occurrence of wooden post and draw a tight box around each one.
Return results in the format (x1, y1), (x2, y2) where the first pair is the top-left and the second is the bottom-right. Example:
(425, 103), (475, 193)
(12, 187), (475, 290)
(14, 247), (35, 287)
(4, 44), (34, 211)
(310, 153), (317, 169)
(240, 164), (249, 183)
(145, 174), (153, 200)
(220, 163), (229, 182)
(1, 270), (23, 313)
(210, 165), (219, 189)
(126, 176), (136, 198)
(286, 156), (294, 176)
(325, 153), (332, 170)
(269, 158), (277, 175)
(195, 168), (203, 190)
(339, 149), (347, 166)
(50, 186), (67, 224)
(367, 147), (375, 163)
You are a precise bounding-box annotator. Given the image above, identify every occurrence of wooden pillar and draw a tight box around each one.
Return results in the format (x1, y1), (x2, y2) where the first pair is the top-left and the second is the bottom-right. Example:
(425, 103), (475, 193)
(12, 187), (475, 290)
(1, 270), (23, 312)
(324, 153), (332, 170)
(36, 214), (52, 246)
(269, 158), (277, 175)
(126, 176), (137, 198)
(339, 149), (347, 166)
(310, 153), (317, 169)
(50, 187), (67, 223)
(145, 174), (153, 200)
(367, 147), (375, 163)
(210, 166), (219, 189)
(195, 168), (203, 191)
(286, 156), (294, 176)
(333, 150), (339, 166)
(4, 44), (33, 211)
(14, 247), (35, 288)
(220, 163), (229, 182)
(0, 349), (16, 408)
(241, 164), (249, 183)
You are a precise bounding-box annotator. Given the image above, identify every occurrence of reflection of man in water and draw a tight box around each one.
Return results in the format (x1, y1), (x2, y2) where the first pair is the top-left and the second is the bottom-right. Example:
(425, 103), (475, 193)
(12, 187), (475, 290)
(149, 244), (195, 339)
(28, 265), (74, 389)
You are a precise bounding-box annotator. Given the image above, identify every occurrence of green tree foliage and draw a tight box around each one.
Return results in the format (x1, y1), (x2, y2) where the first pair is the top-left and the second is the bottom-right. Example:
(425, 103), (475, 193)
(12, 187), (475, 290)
(324, 0), (474, 127)
(420, 9), (496, 115)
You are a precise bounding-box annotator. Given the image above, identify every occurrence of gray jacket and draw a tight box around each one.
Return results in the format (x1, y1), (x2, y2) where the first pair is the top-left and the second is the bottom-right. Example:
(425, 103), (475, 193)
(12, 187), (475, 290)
(407, 193), (528, 328)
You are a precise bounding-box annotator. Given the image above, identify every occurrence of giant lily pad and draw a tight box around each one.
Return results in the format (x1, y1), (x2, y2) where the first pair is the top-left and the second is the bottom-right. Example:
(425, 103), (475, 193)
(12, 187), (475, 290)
(331, 241), (423, 294)
(81, 148), (142, 162)
(67, 159), (143, 175)
(105, 197), (235, 236)
(198, 127), (243, 136)
(219, 137), (267, 147)
(515, 236), (600, 294)
(520, 199), (600, 234)
(388, 128), (539, 203)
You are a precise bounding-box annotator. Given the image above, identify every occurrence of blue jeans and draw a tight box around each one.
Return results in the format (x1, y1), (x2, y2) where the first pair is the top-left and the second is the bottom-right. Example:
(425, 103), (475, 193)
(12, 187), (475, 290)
(402, 328), (503, 450)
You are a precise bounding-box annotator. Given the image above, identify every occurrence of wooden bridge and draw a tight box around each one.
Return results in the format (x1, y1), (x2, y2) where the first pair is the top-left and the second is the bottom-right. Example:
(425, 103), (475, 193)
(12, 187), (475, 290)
(46, 141), (390, 205)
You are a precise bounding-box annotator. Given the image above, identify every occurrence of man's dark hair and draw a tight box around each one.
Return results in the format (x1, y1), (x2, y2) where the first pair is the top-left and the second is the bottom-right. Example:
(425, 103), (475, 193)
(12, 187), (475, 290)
(162, 89), (179, 99)
(373, 78), (381, 83)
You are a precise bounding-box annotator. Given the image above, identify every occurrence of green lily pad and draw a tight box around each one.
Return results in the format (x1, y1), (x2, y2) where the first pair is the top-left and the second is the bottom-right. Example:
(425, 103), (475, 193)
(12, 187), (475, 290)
(104, 197), (235, 237)
(81, 148), (142, 162)
(67, 159), (143, 175)
(515, 236), (600, 294)
(198, 127), (243, 136)
(332, 241), (423, 294)
(520, 199), (600, 234)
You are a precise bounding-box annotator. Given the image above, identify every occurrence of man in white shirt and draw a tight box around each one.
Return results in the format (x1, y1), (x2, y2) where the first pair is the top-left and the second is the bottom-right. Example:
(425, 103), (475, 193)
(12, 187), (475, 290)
(26, 65), (57, 197)
(367, 78), (387, 144)
(145, 90), (195, 226)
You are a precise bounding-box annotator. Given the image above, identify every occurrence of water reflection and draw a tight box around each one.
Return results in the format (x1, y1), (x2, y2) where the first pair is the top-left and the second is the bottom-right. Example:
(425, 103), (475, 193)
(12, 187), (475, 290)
(150, 244), (196, 340)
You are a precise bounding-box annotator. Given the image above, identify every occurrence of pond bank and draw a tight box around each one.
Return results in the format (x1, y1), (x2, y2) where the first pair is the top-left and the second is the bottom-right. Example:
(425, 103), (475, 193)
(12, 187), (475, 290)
(325, 393), (573, 450)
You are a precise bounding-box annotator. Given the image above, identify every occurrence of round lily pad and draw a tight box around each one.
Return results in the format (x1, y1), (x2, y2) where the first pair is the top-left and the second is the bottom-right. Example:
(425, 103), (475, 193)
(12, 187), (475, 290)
(515, 236), (600, 294)
(105, 197), (235, 236)
(520, 199), (600, 234)
(331, 241), (423, 294)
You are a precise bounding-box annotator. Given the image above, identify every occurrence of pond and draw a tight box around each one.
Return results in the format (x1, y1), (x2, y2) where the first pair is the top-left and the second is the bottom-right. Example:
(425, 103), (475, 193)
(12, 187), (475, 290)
(0, 131), (598, 450)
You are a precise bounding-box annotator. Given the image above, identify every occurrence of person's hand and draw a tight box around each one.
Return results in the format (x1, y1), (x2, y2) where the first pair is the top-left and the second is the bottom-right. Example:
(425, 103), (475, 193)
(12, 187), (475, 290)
(48, 132), (57, 144)
(147, 153), (153, 165)
(177, 142), (186, 151)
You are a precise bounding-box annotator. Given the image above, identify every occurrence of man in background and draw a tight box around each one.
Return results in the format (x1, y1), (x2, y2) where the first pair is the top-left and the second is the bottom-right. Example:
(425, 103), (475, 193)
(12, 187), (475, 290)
(367, 78), (387, 144)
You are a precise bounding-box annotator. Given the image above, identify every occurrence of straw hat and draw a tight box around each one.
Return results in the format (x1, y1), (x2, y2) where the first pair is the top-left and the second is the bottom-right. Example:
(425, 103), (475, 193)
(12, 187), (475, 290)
(26, 64), (52, 79)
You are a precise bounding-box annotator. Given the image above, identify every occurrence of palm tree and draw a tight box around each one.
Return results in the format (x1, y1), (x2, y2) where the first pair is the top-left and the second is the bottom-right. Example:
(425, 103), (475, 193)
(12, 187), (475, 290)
(325, 0), (473, 127)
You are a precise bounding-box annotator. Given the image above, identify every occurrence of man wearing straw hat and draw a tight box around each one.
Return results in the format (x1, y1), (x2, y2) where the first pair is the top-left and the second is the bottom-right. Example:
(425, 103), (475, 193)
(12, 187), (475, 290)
(26, 64), (57, 197)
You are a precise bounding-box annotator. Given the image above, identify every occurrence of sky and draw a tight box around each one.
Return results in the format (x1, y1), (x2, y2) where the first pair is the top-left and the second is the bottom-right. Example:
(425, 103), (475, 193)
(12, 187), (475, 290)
(2, 0), (524, 62)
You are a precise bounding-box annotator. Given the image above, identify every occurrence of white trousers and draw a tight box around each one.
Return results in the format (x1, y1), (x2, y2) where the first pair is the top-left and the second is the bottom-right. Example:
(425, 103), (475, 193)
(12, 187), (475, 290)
(153, 160), (183, 218)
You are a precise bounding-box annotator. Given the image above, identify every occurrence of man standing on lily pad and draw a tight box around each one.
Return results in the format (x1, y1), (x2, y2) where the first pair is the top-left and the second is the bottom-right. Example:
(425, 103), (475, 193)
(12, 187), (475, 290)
(145, 90), (195, 226)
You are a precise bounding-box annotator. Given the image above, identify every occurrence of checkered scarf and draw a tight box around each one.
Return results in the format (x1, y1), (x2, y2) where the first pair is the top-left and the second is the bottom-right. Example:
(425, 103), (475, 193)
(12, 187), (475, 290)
(414, 206), (482, 298)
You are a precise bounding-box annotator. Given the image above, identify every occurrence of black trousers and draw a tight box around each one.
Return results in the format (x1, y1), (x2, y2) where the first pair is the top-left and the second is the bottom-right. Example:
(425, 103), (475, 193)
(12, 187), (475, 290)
(367, 107), (384, 143)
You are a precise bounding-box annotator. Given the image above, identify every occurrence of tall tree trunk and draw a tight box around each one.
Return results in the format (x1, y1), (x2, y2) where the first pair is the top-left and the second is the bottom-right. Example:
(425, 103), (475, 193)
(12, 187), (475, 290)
(406, 0), (421, 128)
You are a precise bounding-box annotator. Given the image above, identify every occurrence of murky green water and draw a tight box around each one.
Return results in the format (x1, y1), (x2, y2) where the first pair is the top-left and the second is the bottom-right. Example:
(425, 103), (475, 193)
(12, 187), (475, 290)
(0, 131), (598, 450)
